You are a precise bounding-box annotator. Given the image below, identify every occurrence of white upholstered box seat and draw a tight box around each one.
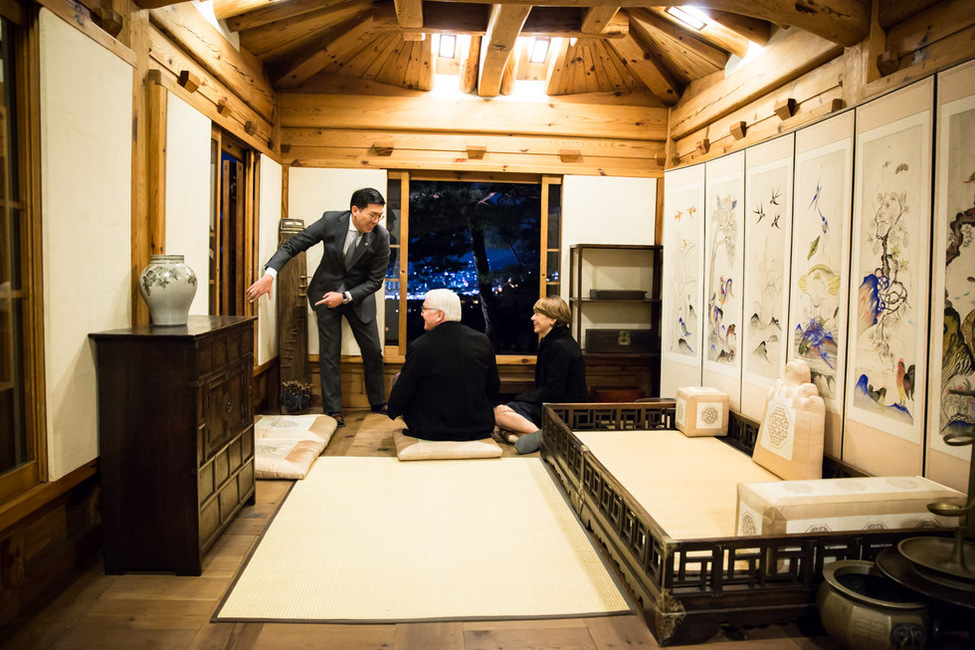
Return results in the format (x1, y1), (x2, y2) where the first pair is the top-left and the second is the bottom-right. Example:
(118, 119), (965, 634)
(736, 476), (965, 536)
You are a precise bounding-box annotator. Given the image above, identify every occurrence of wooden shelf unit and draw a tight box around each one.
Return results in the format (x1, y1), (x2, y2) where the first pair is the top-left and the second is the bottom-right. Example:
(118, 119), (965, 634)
(568, 244), (663, 395)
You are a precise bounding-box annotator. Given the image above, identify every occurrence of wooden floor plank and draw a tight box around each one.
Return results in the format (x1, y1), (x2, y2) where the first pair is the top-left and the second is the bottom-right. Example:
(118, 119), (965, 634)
(395, 622), (465, 650)
(586, 614), (661, 649)
(463, 624), (598, 650)
(98, 575), (229, 601)
(252, 622), (397, 648)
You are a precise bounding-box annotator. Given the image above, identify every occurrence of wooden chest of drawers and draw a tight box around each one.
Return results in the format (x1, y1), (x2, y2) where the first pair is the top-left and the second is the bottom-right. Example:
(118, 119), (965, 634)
(90, 316), (256, 575)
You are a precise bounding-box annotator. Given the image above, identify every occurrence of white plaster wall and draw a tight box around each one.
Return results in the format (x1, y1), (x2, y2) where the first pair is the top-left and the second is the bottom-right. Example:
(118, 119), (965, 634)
(39, 9), (133, 480)
(256, 155), (282, 365)
(287, 168), (388, 355)
(164, 91), (211, 316)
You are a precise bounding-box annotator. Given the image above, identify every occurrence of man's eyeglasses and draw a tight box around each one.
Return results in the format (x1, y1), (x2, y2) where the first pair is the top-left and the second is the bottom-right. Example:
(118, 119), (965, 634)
(364, 212), (384, 223)
(420, 306), (439, 312)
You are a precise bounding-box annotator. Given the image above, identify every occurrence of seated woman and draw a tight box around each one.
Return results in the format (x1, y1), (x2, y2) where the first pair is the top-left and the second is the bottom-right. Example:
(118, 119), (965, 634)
(494, 296), (587, 454)
(386, 289), (500, 441)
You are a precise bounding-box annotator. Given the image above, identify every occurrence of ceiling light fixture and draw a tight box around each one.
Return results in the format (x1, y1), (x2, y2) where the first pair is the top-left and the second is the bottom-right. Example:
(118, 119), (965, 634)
(438, 34), (456, 59)
(529, 37), (550, 63)
(666, 6), (708, 30)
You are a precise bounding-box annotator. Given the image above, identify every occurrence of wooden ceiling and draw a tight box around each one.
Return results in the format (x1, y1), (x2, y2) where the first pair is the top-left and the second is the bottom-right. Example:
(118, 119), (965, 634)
(200, 0), (869, 104)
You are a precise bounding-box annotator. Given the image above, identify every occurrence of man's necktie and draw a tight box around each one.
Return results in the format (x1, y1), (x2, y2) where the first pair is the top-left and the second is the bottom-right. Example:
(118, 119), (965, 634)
(344, 231), (360, 268)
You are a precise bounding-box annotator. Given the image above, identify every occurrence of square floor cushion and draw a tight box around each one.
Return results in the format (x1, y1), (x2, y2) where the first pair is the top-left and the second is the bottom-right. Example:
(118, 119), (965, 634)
(254, 414), (337, 479)
(393, 429), (503, 461)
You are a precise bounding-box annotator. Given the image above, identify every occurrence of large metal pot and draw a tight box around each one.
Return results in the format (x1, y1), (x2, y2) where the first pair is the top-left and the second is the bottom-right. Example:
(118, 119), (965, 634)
(817, 559), (929, 650)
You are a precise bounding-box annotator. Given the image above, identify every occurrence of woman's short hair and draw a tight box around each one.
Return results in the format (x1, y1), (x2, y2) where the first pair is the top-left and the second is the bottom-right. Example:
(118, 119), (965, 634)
(424, 289), (462, 322)
(533, 296), (571, 326)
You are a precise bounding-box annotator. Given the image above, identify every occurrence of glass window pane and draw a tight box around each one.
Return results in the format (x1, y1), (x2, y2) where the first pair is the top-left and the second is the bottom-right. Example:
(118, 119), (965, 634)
(0, 297), (26, 473)
(547, 183), (561, 249)
(407, 180), (540, 354)
(0, 17), (28, 476)
(384, 178), (401, 347)
(546, 250), (560, 284)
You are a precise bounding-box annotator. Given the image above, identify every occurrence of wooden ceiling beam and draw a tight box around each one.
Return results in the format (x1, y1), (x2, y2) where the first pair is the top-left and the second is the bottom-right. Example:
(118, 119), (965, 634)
(270, 14), (377, 88)
(477, 4), (531, 97)
(544, 35), (570, 95)
(605, 33), (681, 105)
(459, 34), (481, 93)
(522, 6), (627, 38)
(669, 28), (843, 140)
(427, 0), (868, 46)
(211, 0), (281, 21)
(226, 0), (335, 32)
(580, 5), (620, 34)
(239, 1), (373, 59)
(384, 3), (627, 39)
(627, 8), (728, 69)
(394, 0), (424, 29)
(707, 10), (771, 46)
(645, 7), (750, 57)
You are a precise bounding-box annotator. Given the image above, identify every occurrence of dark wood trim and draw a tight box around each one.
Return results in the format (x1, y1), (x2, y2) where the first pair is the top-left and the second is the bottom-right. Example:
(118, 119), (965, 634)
(0, 460), (96, 533)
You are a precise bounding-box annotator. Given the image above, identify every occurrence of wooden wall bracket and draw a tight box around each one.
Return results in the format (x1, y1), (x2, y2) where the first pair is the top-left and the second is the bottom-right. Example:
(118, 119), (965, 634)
(466, 145), (487, 160)
(730, 121), (747, 140)
(876, 49), (899, 76)
(177, 70), (201, 94)
(695, 138), (710, 155)
(773, 97), (797, 121)
(372, 142), (395, 156)
(559, 149), (581, 163)
(217, 100), (232, 117)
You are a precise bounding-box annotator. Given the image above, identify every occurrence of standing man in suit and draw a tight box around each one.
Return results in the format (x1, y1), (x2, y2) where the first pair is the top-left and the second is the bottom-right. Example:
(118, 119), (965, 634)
(246, 187), (390, 427)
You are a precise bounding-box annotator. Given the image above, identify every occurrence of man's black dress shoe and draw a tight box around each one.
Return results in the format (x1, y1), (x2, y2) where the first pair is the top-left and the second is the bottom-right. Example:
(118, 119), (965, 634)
(370, 404), (388, 414)
(328, 412), (346, 427)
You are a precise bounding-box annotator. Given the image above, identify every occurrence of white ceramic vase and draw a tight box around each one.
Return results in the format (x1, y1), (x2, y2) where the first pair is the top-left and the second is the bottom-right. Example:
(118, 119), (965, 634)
(139, 255), (198, 326)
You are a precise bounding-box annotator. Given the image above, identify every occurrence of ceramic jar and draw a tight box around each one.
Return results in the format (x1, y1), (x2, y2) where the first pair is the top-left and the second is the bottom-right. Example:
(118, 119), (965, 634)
(817, 560), (928, 650)
(139, 255), (198, 326)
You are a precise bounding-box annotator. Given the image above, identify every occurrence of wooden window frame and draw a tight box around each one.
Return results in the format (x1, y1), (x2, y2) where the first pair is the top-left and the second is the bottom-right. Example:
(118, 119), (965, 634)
(0, 1), (47, 506)
(386, 171), (562, 362)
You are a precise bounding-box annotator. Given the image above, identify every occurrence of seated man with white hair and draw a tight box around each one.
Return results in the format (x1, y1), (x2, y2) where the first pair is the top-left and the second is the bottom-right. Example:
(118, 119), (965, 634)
(386, 289), (500, 441)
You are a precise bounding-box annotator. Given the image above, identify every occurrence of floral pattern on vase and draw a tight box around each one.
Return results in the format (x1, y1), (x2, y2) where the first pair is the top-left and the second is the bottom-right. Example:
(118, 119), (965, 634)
(139, 254), (198, 326)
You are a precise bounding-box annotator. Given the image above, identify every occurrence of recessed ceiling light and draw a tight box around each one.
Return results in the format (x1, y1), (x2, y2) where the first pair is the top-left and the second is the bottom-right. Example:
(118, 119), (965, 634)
(438, 34), (456, 59)
(666, 6), (708, 30)
(530, 37), (549, 63)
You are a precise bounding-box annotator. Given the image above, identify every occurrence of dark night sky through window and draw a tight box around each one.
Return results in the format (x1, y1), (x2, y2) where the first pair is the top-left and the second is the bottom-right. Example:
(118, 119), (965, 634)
(404, 180), (541, 353)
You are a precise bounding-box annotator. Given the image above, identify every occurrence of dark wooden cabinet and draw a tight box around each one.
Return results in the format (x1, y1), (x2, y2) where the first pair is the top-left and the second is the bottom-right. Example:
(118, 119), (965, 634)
(90, 316), (256, 575)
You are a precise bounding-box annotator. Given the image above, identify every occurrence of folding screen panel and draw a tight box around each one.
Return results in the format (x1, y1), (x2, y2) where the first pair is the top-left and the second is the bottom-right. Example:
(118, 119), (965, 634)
(703, 152), (745, 410)
(844, 78), (934, 477)
(741, 135), (795, 420)
(660, 164), (705, 398)
(789, 111), (854, 458)
(928, 59), (975, 492)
